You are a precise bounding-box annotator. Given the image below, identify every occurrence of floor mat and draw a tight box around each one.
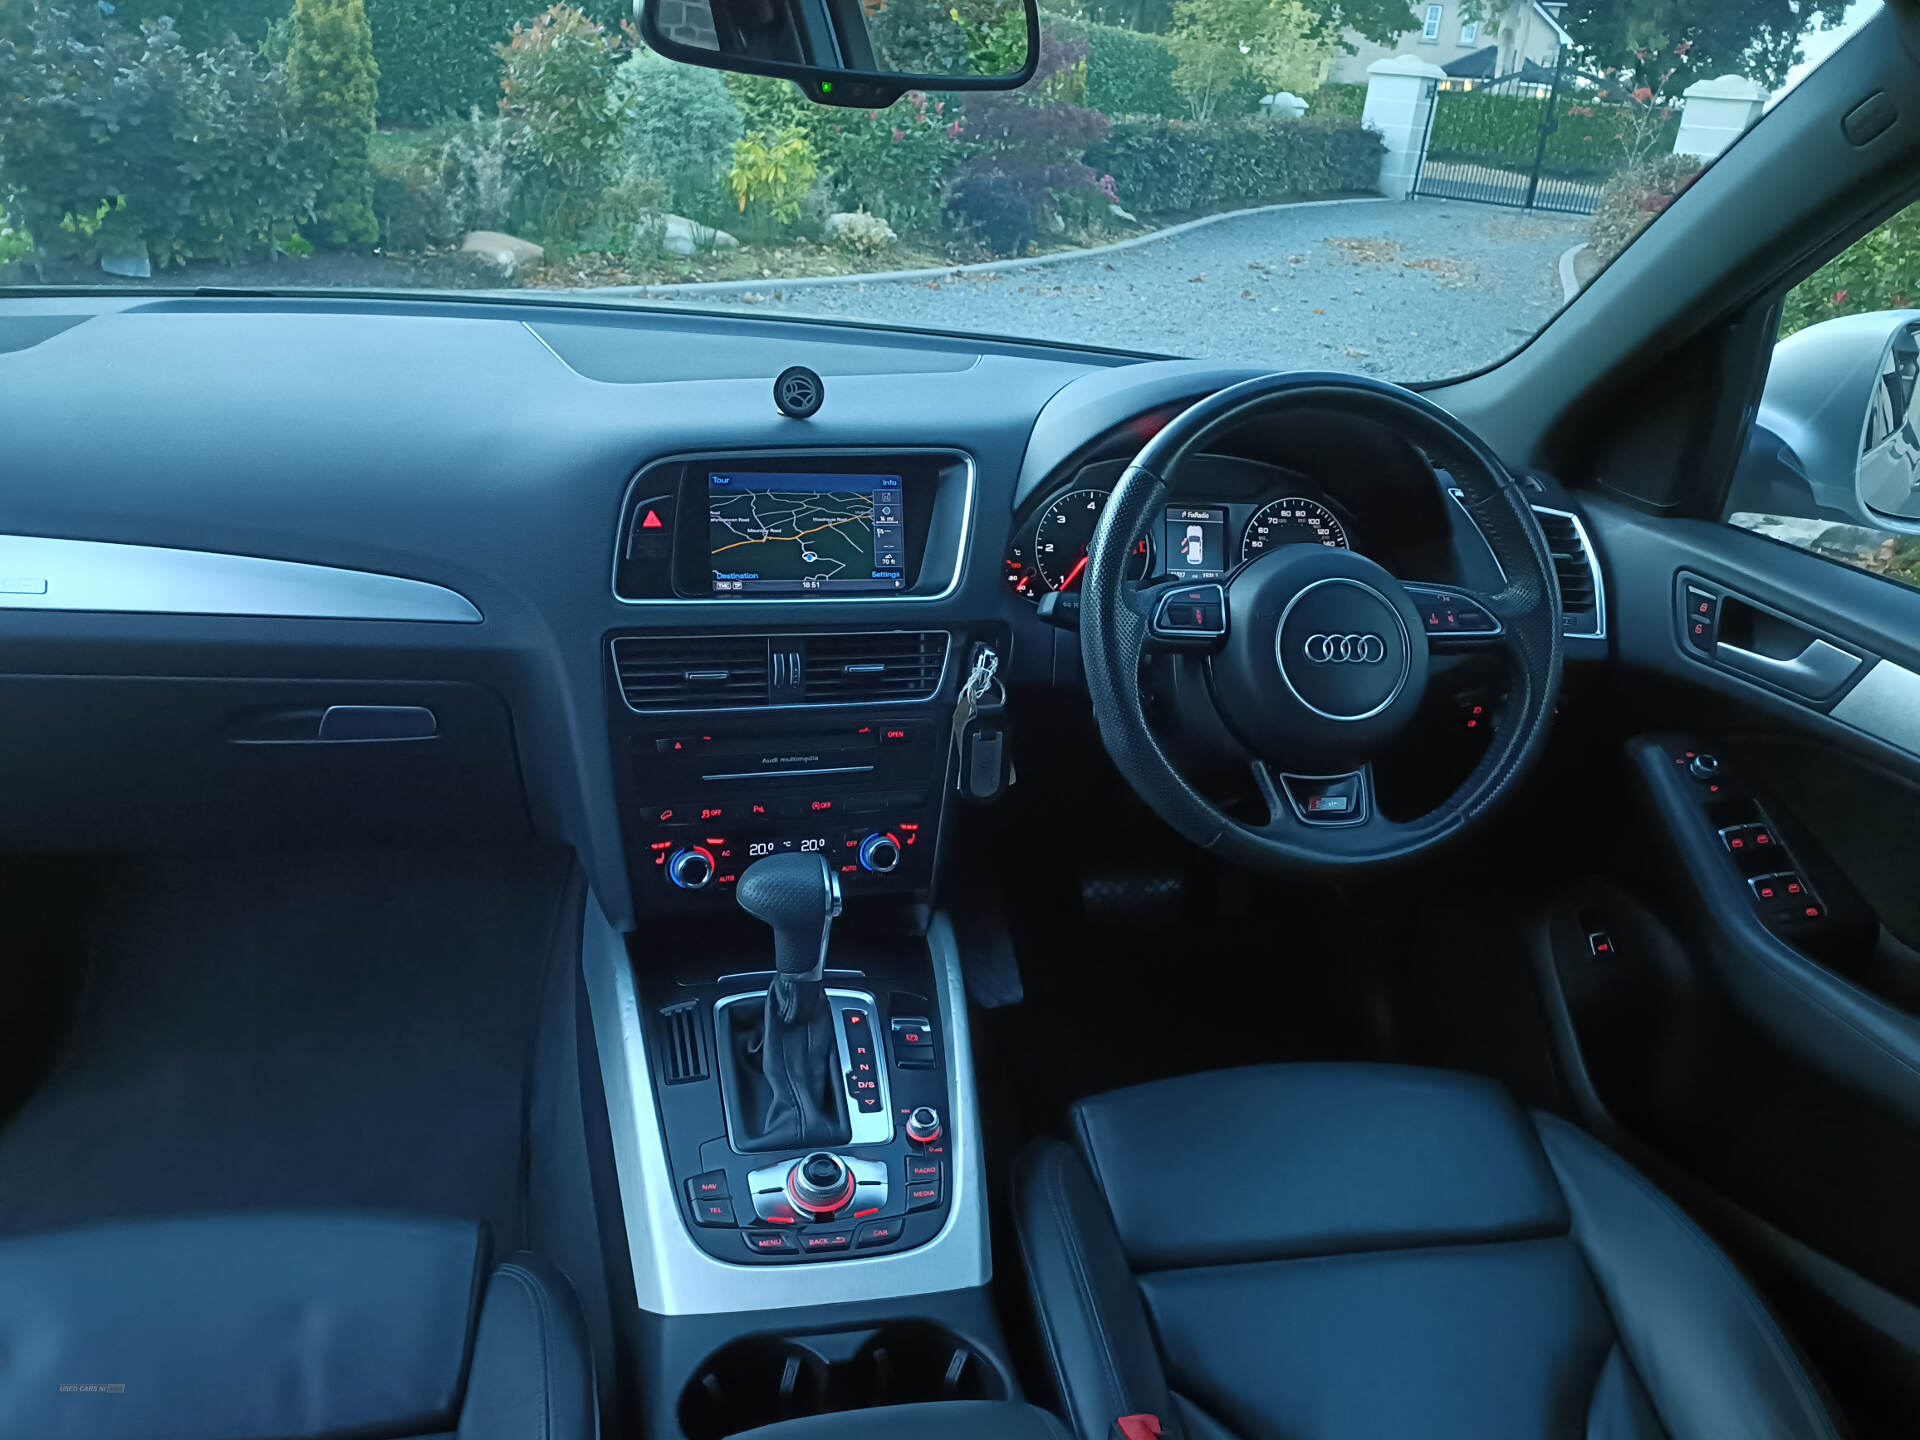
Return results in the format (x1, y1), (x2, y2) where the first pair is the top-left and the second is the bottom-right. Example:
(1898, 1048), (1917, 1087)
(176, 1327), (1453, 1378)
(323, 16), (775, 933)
(0, 848), (572, 1244)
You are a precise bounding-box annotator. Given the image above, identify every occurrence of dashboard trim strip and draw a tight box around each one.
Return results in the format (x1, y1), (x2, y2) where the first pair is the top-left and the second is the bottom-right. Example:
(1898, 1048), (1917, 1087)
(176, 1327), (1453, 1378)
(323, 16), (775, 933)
(609, 448), (977, 606)
(0, 533), (482, 623)
(581, 894), (990, 1314)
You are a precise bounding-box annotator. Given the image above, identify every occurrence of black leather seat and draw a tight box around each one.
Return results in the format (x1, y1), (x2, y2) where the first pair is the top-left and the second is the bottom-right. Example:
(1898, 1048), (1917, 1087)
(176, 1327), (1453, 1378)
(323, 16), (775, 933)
(0, 1211), (597, 1440)
(1014, 1064), (1841, 1440)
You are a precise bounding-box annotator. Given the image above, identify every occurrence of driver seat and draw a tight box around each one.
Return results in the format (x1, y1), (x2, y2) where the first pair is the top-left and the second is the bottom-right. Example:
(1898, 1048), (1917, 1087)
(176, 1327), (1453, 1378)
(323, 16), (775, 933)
(1013, 1064), (1841, 1440)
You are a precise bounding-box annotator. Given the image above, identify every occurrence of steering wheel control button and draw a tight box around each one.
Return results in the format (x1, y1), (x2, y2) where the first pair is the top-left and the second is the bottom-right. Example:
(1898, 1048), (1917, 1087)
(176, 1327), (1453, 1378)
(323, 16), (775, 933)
(1405, 586), (1500, 637)
(1276, 578), (1411, 723)
(687, 1170), (730, 1202)
(904, 1105), (943, 1145)
(744, 1229), (796, 1254)
(1151, 583), (1228, 640)
(854, 1218), (903, 1249)
(691, 1197), (737, 1228)
(1278, 771), (1369, 827)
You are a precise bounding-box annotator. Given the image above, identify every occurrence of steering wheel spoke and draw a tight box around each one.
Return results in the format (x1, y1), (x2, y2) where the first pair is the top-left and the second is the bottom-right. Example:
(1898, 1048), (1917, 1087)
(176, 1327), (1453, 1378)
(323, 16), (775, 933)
(1131, 578), (1229, 653)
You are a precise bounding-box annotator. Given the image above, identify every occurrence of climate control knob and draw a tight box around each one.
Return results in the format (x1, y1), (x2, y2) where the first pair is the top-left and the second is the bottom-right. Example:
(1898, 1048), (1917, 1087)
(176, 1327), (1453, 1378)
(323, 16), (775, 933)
(858, 832), (902, 874)
(905, 1106), (942, 1145)
(667, 846), (715, 891)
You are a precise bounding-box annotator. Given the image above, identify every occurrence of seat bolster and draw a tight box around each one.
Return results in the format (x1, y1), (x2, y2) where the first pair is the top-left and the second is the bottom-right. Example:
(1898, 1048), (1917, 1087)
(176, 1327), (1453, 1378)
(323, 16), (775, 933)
(1533, 1114), (1843, 1440)
(456, 1252), (598, 1440)
(1013, 1139), (1175, 1440)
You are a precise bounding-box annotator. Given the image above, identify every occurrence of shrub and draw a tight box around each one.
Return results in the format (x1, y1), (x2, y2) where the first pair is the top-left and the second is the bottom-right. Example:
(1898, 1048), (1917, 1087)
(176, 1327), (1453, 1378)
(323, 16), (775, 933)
(727, 129), (818, 229)
(497, 5), (629, 236)
(0, 4), (321, 266)
(1780, 208), (1920, 339)
(371, 109), (518, 250)
(952, 28), (1110, 242)
(0, 201), (30, 269)
(287, 0), (380, 247)
(725, 72), (827, 142)
(364, 0), (529, 123)
(1309, 82), (1366, 123)
(814, 93), (967, 235)
(947, 170), (1034, 255)
(1081, 21), (1182, 118)
(1587, 153), (1700, 264)
(609, 46), (741, 214)
(1087, 116), (1381, 215)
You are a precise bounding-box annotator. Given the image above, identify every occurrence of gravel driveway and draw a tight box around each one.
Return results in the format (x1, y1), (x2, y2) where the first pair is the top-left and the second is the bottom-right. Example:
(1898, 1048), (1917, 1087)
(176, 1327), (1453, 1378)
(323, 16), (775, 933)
(643, 199), (1586, 381)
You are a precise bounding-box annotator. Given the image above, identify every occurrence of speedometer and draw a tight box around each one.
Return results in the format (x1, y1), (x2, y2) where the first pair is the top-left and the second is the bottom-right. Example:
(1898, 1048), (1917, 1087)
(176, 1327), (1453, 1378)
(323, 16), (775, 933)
(1241, 497), (1349, 560)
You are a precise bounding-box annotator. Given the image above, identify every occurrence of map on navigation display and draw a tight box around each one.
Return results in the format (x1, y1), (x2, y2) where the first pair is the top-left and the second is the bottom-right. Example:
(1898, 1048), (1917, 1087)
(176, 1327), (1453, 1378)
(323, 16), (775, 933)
(708, 472), (905, 594)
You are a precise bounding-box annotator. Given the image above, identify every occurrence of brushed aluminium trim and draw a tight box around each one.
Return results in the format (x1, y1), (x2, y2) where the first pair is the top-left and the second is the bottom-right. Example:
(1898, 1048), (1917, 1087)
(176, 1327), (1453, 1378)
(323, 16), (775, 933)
(0, 533), (482, 622)
(581, 896), (989, 1313)
(609, 448), (977, 606)
(609, 629), (952, 715)
(1831, 661), (1920, 756)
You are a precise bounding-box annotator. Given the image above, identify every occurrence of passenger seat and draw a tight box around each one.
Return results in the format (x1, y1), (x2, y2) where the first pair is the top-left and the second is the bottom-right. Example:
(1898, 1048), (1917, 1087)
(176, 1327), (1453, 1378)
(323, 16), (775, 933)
(0, 1211), (596, 1440)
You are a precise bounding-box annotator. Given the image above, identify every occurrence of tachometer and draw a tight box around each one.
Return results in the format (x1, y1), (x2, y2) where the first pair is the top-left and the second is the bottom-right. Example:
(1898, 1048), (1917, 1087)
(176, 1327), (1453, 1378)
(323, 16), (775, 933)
(1017, 488), (1150, 601)
(1241, 497), (1349, 560)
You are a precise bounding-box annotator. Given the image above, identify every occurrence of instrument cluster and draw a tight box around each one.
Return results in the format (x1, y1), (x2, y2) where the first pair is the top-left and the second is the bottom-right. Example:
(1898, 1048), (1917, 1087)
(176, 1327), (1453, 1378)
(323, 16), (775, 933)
(1004, 456), (1357, 605)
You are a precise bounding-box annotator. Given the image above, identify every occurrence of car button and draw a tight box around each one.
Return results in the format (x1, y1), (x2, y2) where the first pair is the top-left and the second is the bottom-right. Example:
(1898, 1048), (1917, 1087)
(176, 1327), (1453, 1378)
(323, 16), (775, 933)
(854, 1218), (903, 1249)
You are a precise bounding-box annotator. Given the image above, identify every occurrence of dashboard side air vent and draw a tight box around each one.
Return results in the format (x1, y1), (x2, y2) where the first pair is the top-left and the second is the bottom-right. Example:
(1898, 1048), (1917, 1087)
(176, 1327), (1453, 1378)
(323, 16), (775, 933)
(658, 1001), (708, 1084)
(802, 631), (949, 704)
(613, 635), (770, 711)
(1531, 506), (1604, 638)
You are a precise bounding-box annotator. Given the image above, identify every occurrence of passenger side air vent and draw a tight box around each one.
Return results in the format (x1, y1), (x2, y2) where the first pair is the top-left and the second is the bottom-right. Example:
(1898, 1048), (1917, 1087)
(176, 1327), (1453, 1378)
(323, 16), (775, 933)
(658, 1001), (708, 1084)
(802, 631), (948, 704)
(612, 635), (771, 711)
(1531, 506), (1604, 637)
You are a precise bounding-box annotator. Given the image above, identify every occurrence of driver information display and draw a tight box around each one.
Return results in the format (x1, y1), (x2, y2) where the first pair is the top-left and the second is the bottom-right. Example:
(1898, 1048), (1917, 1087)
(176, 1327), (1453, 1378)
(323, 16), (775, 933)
(709, 472), (905, 594)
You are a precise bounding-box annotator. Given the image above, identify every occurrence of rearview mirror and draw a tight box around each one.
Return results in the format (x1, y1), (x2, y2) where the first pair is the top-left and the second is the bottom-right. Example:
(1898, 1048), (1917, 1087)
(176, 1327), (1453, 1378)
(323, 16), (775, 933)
(637, 0), (1038, 108)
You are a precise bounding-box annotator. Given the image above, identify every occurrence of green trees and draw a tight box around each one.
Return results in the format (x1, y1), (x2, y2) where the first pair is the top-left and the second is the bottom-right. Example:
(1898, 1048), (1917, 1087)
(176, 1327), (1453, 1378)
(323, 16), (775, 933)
(609, 46), (742, 214)
(287, 0), (380, 246)
(1167, 0), (1333, 123)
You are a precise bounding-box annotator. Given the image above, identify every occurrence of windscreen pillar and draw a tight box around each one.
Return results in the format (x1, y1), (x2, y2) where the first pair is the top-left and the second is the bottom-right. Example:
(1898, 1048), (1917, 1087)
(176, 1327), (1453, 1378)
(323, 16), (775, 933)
(1362, 58), (1448, 201)
(1674, 75), (1771, 161)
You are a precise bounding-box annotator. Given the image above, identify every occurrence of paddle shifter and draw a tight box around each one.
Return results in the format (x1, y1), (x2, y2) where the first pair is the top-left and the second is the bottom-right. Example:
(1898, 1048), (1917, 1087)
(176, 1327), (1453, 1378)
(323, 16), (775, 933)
(726, 853), (850, 1150)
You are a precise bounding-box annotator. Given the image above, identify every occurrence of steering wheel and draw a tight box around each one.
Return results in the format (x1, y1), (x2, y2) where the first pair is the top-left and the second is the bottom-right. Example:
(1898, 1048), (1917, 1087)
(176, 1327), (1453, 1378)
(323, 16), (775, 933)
(1080, 372), (1563, 873)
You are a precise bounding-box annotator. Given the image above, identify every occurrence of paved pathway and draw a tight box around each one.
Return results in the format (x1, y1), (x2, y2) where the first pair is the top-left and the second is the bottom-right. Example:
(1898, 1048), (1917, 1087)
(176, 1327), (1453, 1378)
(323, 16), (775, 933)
(648, 199), (1587, 381)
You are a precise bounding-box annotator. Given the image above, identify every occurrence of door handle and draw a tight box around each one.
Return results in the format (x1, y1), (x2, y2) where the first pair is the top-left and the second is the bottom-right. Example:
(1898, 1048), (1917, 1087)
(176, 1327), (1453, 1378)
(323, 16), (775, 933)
(1714, 636), (1862, 701)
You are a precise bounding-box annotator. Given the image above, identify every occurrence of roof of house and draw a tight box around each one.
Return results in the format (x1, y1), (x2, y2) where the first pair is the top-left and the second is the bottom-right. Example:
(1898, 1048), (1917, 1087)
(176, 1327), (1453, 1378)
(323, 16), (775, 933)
(1442, 45), (1559, 84)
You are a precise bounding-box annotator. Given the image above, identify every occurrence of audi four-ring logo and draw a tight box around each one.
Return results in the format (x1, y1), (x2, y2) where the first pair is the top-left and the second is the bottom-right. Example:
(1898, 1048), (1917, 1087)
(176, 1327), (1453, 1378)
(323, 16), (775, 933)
(1304, 633), (1386, 664)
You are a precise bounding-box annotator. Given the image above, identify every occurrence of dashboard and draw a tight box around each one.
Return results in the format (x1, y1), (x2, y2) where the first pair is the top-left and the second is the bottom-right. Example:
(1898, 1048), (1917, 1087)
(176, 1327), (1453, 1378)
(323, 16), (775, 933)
(0, 295), (1605, 931)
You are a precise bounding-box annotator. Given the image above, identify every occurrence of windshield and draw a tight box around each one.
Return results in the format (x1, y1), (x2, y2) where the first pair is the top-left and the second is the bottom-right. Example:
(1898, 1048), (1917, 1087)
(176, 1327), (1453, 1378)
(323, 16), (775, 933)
(0, 0), (1877, 379)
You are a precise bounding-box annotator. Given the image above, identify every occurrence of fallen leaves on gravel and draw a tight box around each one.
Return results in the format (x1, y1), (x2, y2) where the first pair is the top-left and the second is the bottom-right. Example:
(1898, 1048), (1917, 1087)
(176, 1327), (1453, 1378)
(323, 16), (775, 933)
(1324, 237), (1402, 265)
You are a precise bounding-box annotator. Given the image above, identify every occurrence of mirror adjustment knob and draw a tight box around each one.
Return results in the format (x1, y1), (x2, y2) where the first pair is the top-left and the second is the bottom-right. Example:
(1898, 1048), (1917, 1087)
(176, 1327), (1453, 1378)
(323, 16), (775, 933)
(858, 832), (901, 874)
(785, 1151), (855, 1214)
(1688, 753), (1721, 781)
(667, 846), (715, 890)
(905, 1106), (942, 1145)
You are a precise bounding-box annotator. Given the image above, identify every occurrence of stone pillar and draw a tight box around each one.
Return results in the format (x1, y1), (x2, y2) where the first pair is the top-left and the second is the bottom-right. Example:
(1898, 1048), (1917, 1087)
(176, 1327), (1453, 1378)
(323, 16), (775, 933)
(1362, 57), (1448, 200)
(1674, 75), (1771, 161)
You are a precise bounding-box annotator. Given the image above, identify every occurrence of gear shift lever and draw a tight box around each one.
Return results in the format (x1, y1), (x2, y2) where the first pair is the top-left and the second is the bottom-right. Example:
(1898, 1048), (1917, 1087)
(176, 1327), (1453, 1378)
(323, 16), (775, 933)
(730, 853), (848, 1149)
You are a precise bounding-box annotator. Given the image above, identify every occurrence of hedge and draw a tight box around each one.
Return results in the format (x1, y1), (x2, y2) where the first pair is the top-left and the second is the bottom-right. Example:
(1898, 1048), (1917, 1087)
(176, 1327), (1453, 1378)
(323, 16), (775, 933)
(1042, 14), (1184, 119)
(1088, 117), (1381, 215)
(1310, 83), (1366, 124)
(1427, 91), (1679, 180)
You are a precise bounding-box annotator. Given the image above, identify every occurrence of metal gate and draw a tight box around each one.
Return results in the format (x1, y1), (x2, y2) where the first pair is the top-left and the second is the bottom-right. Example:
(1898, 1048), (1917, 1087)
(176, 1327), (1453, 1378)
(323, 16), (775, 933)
(1411, 52), (1605, 216)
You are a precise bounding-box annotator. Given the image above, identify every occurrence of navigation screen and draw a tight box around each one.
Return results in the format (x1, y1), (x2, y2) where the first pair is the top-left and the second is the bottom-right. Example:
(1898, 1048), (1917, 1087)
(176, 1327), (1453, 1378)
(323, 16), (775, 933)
(709, 472), (905, 594)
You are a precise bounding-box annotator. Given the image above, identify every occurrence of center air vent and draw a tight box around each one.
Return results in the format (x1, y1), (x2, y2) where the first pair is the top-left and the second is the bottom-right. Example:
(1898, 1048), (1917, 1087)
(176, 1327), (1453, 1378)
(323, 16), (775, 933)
(612, 631), (948, 711)
(1531, 506), (1603, 637)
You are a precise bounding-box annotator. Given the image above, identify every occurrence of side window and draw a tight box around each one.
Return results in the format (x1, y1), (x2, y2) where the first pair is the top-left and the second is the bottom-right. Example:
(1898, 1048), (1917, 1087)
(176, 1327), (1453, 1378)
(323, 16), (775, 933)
(1726, 199), (1920, 591)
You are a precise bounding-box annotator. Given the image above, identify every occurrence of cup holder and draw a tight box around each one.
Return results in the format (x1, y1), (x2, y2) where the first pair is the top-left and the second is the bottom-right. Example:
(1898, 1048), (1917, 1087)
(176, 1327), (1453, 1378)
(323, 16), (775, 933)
(679, 1321), (1011, 1439)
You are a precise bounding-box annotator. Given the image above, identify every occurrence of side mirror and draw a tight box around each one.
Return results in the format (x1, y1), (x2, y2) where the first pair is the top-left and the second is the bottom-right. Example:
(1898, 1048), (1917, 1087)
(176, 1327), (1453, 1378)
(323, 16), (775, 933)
(637, 0), (1038, 108)
(1857, 320), (1920, 520)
